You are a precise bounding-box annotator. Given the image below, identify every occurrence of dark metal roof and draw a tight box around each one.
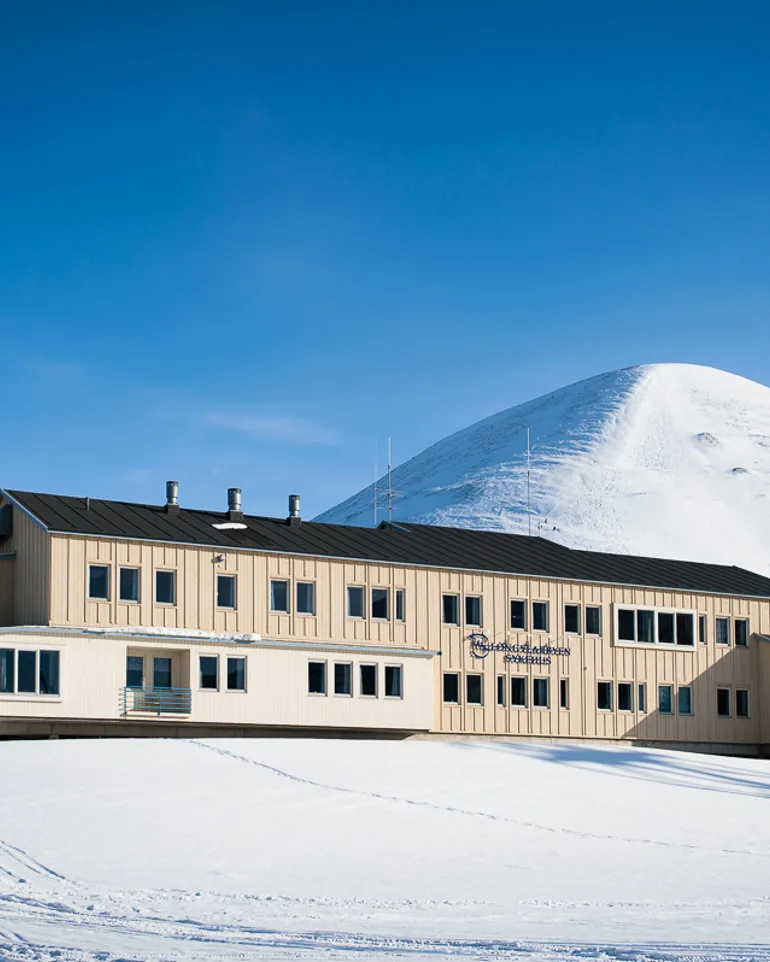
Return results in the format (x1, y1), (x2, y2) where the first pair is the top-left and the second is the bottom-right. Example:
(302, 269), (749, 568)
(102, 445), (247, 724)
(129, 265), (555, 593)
(4, 488), (770, 598)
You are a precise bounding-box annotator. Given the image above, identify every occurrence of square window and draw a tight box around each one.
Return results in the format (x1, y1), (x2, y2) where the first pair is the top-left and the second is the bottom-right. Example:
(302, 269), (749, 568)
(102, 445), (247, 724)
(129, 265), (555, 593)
(497, 675), (506, 707)
(637, 610), (655, 643)
(597, 681), (612, 711)
(564, 604), (580, 634)
(715, 617), (730, 645)
(360, 664), (378, 697)
(698, 614), (707, 645)
(736, 689), (750, 718)
(155, 570), (176, 606)
(532, 602), (549, 632)
(199, 656), (218, 690)
(38, 651), (59, 695)
(443, 672), (459, 704)
(270, 579), (289, 613)
(0, 648), (15, 693)
(676, 613), (694, 646)
(678, 686), (693, 715)
(559, 678), (569, 709)
(617, 609), (636, 641)
(385, 665), (402, 698)
(618, 682), (633, 712)
(658, 685), (673, 714)
(334, 662), (352, 695)
(533, 678), (549, 708)
(227, 657), (246, 691)
(585, 606), (602, 635)
(308, 661), (326, 695)
(511, 676), (527, 707)
(442, 594), (459, 625)
(395, 588), (405, 622)
(17, 650), (36, 693)
(465, 595), (482, 627)
(372, 587), (389, 620)
(119, 567), (139, 603)
(717, 687), (731, 717)
(638, 683), (647, 713)
(126, 655), (144, 688)
(658, 612), (675, 645)
(510, 600), (526, 630)
(297, 582), (315, 615)
(88, 565), (110, 601)
(466, 674), (483, 705)
(217, 574), (236, 609)
(735, 619), (748, 647)
(347, 586), (365, 618)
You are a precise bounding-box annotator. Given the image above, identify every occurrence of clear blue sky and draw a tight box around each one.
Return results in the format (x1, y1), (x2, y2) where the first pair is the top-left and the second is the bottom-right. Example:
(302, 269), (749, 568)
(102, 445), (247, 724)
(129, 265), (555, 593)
(2, 2), (769, 519)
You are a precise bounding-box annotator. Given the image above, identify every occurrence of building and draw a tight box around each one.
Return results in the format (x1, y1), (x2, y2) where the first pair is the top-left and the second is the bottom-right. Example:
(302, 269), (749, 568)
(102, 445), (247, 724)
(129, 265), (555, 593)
(1, 483), (769, 754)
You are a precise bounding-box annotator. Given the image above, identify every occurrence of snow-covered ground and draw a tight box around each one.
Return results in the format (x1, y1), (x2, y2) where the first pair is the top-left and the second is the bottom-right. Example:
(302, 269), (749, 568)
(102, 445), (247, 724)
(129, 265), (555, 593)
(1, 738), (769, 960)
(317, 364), (770, 577)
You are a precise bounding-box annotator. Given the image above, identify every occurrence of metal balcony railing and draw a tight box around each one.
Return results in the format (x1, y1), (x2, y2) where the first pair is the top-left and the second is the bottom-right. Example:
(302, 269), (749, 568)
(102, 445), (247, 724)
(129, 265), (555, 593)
(120, 686), (192, 717)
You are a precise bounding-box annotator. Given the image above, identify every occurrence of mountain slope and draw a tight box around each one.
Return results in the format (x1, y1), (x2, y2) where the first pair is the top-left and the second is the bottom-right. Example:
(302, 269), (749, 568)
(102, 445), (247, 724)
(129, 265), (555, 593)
(317, 364), (770, 576)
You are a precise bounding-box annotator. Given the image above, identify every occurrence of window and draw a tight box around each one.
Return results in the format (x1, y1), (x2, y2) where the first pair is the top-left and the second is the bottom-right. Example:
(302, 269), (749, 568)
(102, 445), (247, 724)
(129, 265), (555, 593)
(199, 656), (218, 690)
(0, 649), (14, 693)
(735, 619), (748, 647)
(334, 662), (352, 695)
(270, 579), (289, 613)
(510, 600), (526, 630)
(497, 675), (506, 707)
(347, 586), (365, 618)
(156, 570), (176, 605)
(658, 685), (673, 714)
(153, 657), (172, 688)
(217, 575), (236, 609)
(395, 589), (405, 622)
(442, 594), (459, 625)
(597, 681), (612, 711)
(88, 564), (110, 601)
(638, 683), (647, 713)
(126, 655), (144, 688)
(717, 687), (732, 717)
(0, 650), (60, 696)
(38, 651), (60, 695)
(698, 614), (707, 645)
(385, 665), (403, 698)
(466, 674), (483, 705)
(559, 678), (569, 709)
(297, 582), (315, 615)
(532, 602), (549, 632)
(360, 664), (378, 697)
(658, 612), (675, 644)
(618, 609), (636, 641)
(637, 610), (655, 644)
(618, 682), (633, 712)
(586, 606), (602, 635)
(564, 604), (580, 634)
(372, 587), (389, 620)
(676, 613), (694, 646)
(511, 676), (527, 707)
(119, 567), (139, 603)
(227, 657), (246, 691)
(533, 678), (549, 708)
(18, 651), (35, 693)
(465, 596), (482, 627)
(308, 661), (326, 694)
(678, 686), (693, 715)
(715, 617), (730, 645)
(443, 672), (460, 704)
(736, 689), (750, 718)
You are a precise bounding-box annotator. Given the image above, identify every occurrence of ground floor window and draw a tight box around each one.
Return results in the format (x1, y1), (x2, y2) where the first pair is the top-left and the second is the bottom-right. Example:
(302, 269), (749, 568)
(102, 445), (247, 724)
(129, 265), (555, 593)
(678, 686), (693, 715)
(199, 656), (218, 690)
(559, 678), (569, 709)
(466, 674), (483, 705)
(360, 664), (378, 697)
(384, 664), (403, 698)
(497, 675), (505, 707)
(334, 662), (352, 695)
(617, 682), (633, 712)
(597, 681), (612, 711)
(717, 687), (732, 717)
(736, 688), (750, 718)
(0, 649), (60, 696)
(443, 672), (460, 704)
(227, 657), (246, 691)
(126, 655), (144, 688)
(638, 683), (647, 713)
(658, 685), (673, 714)
(308, 661), (326, 695)
(533, 678), (549, 708)
(511, 676), (527, 707)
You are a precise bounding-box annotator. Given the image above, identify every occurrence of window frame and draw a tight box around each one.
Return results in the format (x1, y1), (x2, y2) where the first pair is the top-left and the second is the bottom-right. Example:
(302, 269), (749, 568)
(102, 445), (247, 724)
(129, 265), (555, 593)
(88, 564), (111, 602)
(466, 673), (483, 706)
(559, 678), (569, 710)
(371, 586), (390, 621)
(442, 593), (460, 626)
(155, 569), (177, 606)
(510, 599), (527, 631)
(734, 618), (749, 647)
(658, 684), (673, 715)
(360, 663), (378, 698)
(227, 656), (247, 692)
(613, 604), (698, 649)
(395, 588), (406, 622)
(597, 681), (613, 712)
(442, 671), (460, 705)
(346, 585), (366, 619)
(585, 605), (602, 636)
(698, 614), (707, 645)
(736, 688), (750, 718)
(677, 685), (693, 716)
(716, 686), (732, 717)
(0, 647), (61, 698)
(532, 677), (549, 709)
(510, 675), (527, 708)
(496, 675), (506, 707)
(532, 601), (549, 633)
(617, 681), (634, 713)
(384, 663), (403, 699)
(715, 616), (730, 646)
(464, 595), (483, 627)
(564, 604), (581, 635)
(199, 654), (219, 691)
(118, 566), (140, 604)
(333, 661), (353, 697)
(296, 581), (316, 616)
(216, 573), (237, 611)
(638, 683), (647, 714)
(307, 660), (327, 696)
(270, 579), (290, 614)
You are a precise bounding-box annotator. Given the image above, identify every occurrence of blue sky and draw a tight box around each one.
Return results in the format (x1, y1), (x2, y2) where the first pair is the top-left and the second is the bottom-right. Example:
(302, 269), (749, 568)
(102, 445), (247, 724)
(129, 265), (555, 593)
(1, 2), (769, 519)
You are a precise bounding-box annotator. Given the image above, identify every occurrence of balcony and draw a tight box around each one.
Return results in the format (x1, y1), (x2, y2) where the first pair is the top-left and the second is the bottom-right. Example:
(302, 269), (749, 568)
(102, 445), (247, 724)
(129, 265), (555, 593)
(120, 686), (192, 717)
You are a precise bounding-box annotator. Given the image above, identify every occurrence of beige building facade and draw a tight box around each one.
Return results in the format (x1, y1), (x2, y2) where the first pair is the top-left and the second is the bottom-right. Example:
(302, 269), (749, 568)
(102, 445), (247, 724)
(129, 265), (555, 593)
(1, 486), (769, 754)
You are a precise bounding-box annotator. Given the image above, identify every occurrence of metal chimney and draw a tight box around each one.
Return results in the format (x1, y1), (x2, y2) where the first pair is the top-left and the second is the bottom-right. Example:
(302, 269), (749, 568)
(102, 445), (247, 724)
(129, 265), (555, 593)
(227, 487), (243, 521)
(288, 494), (301, 525)
(165, 481), (179, 515)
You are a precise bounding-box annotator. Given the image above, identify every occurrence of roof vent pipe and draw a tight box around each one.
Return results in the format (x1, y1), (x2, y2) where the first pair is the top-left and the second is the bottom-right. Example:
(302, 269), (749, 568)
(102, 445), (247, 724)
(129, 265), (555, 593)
(227, 487), (243, 521)
(288, 494), (301, 525)
(165, 480), (179, 515)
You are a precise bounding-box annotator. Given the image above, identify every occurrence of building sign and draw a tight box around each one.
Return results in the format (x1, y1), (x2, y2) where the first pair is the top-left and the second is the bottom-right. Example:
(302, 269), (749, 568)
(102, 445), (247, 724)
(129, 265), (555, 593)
(468, 633), (570, 665)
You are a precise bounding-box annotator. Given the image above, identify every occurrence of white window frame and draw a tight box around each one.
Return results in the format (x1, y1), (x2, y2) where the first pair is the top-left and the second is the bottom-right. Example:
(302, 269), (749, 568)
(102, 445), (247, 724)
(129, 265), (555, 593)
(88, 563), (111, 602)
(0, 646), (62, 699)
(307, 660), (327, 696)
(442, 671), (460, 705)
(199, 654), (220, 691)
(296, 581), (316, 616)
(464, 595), (483, 627)
(466, 672), (484, 706)
(736, 687), (750, 718)
(118, 566), (140, 604)
(270, 579), (290, 614)
(734, 618), (749, 647)
(613, 604), (697, 649)
(617, 681), (634, 713)
(333, 661), (353, 697)
(532, 677), (549, 709)
(597, 680), (613, 712)
(532, 601), (549, 633)
(360, 663), (378, 698)
(395, 588), (406, 622)
(155, 569), (177, 606)
(226, 656), (247, 693)
(716, 686), (732, 718)
(715, 616), (730, 646)
(564, 604), (581, 635)
(346, 585), (366, 620)
(384, 663), (403, 699)
(658, 684), (674, 715)
(585, 605), (602, 636)
(216, 573), (237, 611)
(371, 586), (390, 621)
(442, 593), (460, 626)
(497, 674), (506, 707)
(677, 685), (693, 716)
(559, 677), (569, 710)
(510, 675), (527, 708)
(510, 599), (527, 631)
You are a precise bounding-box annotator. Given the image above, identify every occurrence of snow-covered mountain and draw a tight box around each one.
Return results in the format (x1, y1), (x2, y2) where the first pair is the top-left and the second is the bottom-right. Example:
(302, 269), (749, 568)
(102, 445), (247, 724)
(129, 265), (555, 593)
(317, 364), (770, 576)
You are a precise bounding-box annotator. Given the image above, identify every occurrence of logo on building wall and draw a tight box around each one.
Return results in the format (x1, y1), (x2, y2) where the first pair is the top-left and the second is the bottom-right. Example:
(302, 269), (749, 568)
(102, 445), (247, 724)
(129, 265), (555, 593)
(468, 633), (570, 665)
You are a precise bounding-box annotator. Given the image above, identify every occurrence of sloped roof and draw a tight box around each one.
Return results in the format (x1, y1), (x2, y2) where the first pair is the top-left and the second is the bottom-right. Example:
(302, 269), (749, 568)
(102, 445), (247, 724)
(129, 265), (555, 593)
(4, 488), (770, 598)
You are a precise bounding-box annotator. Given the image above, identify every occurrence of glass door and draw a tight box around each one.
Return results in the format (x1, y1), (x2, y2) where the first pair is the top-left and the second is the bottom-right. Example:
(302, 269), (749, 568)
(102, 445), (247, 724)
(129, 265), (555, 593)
(153, 657), (172, 688)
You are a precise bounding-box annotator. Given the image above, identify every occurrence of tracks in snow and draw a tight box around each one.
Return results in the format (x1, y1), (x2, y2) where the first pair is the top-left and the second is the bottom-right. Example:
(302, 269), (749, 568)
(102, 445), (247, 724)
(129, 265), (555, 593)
(0, 840), (66, 885)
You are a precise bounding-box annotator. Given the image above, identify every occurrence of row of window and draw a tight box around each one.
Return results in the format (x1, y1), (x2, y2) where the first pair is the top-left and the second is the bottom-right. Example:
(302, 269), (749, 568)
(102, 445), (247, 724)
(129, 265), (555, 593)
(0, 648), (60, 696)
(443, 672), (566, 708)
(307, 661), (403, 698)
(617, 608), (750, 648)
(90, 565), (184, 606)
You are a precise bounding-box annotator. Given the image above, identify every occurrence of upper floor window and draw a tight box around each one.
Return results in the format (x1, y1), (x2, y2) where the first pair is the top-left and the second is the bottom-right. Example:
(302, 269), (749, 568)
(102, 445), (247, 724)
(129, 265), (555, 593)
(715, 617), (730, 645)
(372, 587), (389, 620)
(395, 588), (405, 622)
(532, 601), (549, 632)
(510, 600), (526, 630)
(735, 619), (748, 647)
(564, 604), (580, 634)
(270, 579), (289, 613)
(88, 565), (110, 601)
(155, 570), (176, 606)
(616, 607), (695, 647)
(465, 596), (482, 627)
(442, 594), (459, 626)
(698, 614), (707, 644)
(585, 606), (602, 635)
(217, 575), (236, 609)
(119, 567), (139, 603)
(297, 582), (315, 615)
(347, 586), (365, 618)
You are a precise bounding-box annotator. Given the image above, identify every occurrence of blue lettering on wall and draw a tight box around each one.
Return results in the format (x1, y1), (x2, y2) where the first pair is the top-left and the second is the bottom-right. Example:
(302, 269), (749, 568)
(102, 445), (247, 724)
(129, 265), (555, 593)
(468, 632), (570, 665)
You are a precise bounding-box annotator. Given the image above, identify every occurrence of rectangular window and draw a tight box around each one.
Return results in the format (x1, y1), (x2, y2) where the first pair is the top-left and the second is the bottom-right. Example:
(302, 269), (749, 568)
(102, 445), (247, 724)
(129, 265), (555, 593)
(199, 656), (218, 690)
(217, 574), (236, 609)
(698, 614), (707, 645)
(270, 579), (289, 613)
(617, 682), (633, 712)
(308, 661), (326, 694)
(296, 582), (315, 615)
(395, 589), (405, 622)
(443, 672), (459, 704)
(442, 594), (459, 625)
(735, 619), (748, 647)
(88, 564), (110, 601)
(597, 681), (612, 711)
(466, 674), (483, 705)
(658, 685), (673, 714)
(510, 600), (526, 630)
(155, 570), (176, 605)
(564, 604), (580, 634)
(371, 587), (389, 620)
(126, 655), (144, 688)
(676, 613), (694, 646)
(678, 686), (693, 715)
(334, 662), (352, 695)
(658, 612), (675, 645)
(638, 683), (647, 713)
(715, 617), (730, 645)
(0, 649), (15, 693)
(153, 657), (172, 688)
(360, 664), (378, 697)
(227, 657), (246, 691)
(347, 586), (365, 618)
(511, 676), (527, 707)
(533, 678), (549, 708)
(497, 675), (506, 707)
(18, 650), (36, 693)
(736, 689), (750, 718)
(119, 567), (139, 603)
(38, 651), (60, 696)
(532, 602), (549, 632)
(385, 665), (403, 698)
(618, 609), (636, 641)
(559, 678), (569, 709)
(637, 610), (655, 644)
(585, 606), (602, 635)
(717, 687), (731, 717)
(465, 595), (482, 627)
